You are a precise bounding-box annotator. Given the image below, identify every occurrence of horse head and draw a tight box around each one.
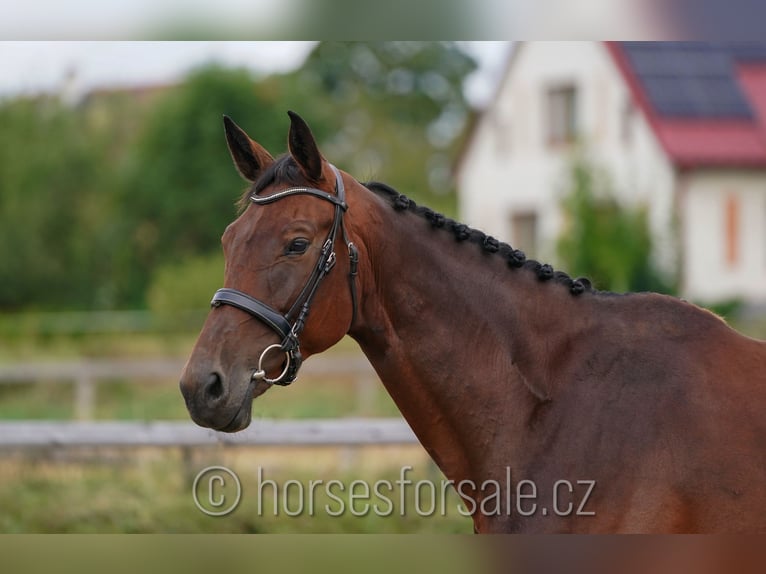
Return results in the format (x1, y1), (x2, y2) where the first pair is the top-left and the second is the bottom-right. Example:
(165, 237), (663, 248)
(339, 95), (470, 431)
(179, 112), (358, 432)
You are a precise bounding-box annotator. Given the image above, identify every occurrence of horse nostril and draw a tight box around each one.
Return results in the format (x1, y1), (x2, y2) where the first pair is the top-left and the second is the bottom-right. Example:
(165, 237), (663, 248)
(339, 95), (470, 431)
(204, 372), (225, 401)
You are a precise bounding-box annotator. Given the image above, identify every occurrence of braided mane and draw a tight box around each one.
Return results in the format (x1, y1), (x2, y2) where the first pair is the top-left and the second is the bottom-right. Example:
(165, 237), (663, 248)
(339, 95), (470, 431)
(365, 181), (593, 297)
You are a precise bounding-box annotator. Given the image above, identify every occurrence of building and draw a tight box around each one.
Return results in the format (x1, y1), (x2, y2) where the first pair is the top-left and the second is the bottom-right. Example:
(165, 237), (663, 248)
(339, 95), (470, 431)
(456, 42), (766, 304)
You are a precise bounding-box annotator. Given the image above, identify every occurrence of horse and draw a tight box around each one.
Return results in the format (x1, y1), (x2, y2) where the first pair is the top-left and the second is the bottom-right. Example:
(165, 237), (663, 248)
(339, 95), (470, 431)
(179, 111), (766, 533)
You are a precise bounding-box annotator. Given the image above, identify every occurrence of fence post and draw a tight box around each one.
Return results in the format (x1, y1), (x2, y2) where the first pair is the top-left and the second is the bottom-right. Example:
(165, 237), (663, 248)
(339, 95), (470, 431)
(74, 375), (95, 420)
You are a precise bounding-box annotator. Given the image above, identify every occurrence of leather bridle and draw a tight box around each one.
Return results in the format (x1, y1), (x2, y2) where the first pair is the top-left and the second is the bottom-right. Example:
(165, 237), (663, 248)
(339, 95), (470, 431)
(210, 164), (358, 386)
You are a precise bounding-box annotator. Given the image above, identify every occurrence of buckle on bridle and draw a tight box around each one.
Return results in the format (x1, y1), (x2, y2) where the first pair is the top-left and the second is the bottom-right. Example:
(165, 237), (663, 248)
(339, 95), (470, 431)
(348, 242), (359, 276)
(324, 251), (337, 273)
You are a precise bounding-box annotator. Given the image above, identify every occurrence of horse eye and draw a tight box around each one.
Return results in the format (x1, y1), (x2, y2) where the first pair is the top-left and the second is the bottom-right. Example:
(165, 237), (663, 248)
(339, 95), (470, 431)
(286, 238), (310, 255)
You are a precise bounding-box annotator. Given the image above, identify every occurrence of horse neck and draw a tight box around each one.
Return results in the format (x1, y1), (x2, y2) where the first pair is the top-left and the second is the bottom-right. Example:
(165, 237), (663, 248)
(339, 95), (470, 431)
(347, 188), (593, 483)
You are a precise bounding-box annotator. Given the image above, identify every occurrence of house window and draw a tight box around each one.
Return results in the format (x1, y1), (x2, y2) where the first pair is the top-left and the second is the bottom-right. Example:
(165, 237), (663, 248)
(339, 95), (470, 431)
(511, 211), (539, 257)
(725, 194), (739, 267)
(546, 85), (578, 145)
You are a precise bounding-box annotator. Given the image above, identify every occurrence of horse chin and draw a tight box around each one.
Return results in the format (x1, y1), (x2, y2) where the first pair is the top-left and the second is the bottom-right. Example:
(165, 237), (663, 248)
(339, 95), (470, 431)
(219, 399), (254, 432)
(216, 377), (271, 432)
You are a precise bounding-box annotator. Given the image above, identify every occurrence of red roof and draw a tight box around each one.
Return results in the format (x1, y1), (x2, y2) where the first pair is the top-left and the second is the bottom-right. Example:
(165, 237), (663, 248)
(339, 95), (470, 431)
(653, 120), (766, 168)
(607, 42), (766, 169)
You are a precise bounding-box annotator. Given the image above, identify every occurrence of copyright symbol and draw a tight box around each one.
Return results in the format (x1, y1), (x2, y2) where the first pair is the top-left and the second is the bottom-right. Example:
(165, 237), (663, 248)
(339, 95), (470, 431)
(192, 466), (242, 516)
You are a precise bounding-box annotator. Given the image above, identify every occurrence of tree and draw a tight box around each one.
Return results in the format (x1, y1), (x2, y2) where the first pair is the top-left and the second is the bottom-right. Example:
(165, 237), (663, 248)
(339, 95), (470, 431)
(0, 44), (480, 311)
(0, 97), (112, 310)
(113, 65), (297, 305)
(556, 156), (675, 294)
(289, 42), (477, 214)
(115, 46), (478, 305)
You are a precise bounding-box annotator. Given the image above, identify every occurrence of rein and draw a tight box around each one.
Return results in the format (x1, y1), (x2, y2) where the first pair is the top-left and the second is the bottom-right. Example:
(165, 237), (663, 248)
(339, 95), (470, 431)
(210, 164), (358, 386)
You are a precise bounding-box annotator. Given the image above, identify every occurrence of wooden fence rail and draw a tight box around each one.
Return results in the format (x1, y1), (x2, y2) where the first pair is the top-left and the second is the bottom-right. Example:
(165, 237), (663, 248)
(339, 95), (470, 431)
(0, 419), (418, 448)
(0, 357), (409, 451)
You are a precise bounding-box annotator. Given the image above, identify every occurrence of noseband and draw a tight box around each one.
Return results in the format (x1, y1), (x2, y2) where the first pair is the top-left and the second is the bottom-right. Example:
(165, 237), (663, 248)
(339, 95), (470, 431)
(210, 165), (358, 386)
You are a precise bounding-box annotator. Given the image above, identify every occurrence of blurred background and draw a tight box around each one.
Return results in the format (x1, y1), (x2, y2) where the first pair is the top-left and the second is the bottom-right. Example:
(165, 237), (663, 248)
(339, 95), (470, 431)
(0, 41), (497, 533)
(2, 40), (766, 533)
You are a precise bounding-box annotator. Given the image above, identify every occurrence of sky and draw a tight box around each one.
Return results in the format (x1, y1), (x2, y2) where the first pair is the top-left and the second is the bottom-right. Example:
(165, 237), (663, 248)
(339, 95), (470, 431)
(0, 42), (511, 108)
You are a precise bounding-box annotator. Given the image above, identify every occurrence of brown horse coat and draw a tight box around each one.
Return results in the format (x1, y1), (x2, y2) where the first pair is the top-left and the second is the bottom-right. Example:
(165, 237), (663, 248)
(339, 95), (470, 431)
(180, 112), (766, 533)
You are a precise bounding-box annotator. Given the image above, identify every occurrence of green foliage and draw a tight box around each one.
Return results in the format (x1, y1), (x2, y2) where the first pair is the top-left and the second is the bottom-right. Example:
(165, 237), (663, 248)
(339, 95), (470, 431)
(304, 42), (474, 125)
(146, 253), (224, 315)
(293, 42), (476, 214)
(556, 157), (674, 294)
(113, 65), (282, 304)
(699, 297), (743, 320)
(0, 43), (477, 312)
(0, 456), (472, 533)
(0, 97), (113, 310)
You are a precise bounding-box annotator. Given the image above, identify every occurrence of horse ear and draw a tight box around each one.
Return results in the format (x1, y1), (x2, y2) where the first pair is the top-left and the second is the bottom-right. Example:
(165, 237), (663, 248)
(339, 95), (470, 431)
(223, 115), (274, 183)
(287, 110), (323, 182)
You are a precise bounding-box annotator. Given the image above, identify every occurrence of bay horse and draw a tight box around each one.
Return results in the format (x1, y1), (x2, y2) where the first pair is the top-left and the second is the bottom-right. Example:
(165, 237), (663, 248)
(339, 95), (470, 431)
(180, 111), (766, 533)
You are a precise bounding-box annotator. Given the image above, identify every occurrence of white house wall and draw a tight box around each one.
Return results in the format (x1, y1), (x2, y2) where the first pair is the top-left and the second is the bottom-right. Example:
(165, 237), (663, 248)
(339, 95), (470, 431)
(682, 170), (766, 303)
(457, 42), (677, 280)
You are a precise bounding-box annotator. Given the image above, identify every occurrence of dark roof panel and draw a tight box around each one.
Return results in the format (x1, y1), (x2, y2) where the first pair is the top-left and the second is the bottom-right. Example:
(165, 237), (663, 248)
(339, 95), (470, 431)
(724, 42), (766, 63)
(620, 42), (754, 119)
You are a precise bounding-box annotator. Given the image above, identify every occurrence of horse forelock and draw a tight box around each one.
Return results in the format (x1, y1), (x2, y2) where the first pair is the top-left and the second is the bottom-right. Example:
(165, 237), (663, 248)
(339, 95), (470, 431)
(236, 155), (306, 213)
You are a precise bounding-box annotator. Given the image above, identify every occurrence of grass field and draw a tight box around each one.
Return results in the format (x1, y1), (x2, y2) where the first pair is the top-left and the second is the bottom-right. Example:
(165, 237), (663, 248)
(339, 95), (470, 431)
(0, 445), (473, 533)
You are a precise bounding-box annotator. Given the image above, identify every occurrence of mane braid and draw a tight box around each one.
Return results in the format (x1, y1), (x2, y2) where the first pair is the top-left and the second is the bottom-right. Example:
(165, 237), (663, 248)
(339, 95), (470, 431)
(364, 181), (594, 297)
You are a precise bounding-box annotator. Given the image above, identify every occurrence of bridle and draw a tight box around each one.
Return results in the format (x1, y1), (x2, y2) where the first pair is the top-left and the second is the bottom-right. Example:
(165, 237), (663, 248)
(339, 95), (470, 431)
(210, 164), (358, 386)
